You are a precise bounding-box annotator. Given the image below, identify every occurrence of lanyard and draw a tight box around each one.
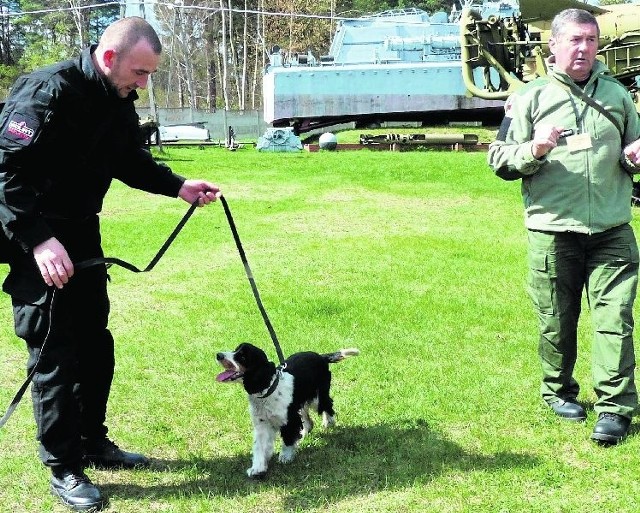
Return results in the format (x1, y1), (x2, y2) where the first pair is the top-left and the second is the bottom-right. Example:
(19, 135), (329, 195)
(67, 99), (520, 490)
(565, 80), (598, 134)
(551, 74), (622, 136)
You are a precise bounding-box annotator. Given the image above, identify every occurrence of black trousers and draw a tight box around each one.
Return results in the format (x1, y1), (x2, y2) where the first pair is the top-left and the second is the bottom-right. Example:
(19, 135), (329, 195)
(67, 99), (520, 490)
(8, 216), (114, 469)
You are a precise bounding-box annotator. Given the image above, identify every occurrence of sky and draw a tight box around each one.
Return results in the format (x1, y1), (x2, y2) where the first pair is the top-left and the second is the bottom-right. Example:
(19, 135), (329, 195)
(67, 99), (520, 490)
(123, 0), (160, 30)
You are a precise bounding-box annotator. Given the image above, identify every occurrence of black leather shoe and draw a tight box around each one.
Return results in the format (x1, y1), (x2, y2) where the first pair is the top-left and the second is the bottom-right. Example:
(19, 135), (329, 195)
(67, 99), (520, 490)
(591, 412), (631, 445)
(83, 438), (151, 469)
(50, 467), (106, 512)
(549, 399), (587, 421)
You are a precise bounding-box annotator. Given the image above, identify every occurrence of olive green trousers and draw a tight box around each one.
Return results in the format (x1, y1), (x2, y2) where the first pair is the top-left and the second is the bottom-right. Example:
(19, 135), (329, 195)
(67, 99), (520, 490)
(527, 224), (639, 418)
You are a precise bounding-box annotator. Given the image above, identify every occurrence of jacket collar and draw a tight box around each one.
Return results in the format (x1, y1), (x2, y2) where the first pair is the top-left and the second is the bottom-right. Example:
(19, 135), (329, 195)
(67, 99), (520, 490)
(548, 59), (609, 89)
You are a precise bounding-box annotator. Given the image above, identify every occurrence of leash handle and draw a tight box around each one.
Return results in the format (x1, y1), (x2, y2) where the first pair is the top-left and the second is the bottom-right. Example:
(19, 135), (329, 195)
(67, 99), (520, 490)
(220, 195), (285, 365)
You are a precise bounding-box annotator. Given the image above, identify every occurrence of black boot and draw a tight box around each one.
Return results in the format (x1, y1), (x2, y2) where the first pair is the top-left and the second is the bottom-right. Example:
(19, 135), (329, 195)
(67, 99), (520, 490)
(549, 399), (587, 422)
(50, 467), (106, 512)
(83, 438), (150, 469)
(591, 412), (631, 445)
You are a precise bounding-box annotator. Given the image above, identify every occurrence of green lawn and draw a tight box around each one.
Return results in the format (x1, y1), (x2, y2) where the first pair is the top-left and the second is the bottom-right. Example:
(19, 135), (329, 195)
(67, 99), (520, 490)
(1, 142), (640, 512)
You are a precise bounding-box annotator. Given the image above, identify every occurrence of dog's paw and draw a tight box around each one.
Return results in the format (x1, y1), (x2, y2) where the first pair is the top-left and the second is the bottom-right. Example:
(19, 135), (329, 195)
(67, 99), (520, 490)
(322, 412), (336, 429)
(246, 467), (267, 479)
(301, 418), (314, 437)
(278, 445), (296, 464)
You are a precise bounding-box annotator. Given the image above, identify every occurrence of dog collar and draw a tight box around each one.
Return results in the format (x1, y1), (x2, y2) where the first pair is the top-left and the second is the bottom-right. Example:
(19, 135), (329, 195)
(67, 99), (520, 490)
(257, 366), (283, 399)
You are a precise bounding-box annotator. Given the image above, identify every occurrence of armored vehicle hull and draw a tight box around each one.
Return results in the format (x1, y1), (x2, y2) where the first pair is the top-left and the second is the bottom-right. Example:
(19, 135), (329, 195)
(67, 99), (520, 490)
(263, 3), (518, 134)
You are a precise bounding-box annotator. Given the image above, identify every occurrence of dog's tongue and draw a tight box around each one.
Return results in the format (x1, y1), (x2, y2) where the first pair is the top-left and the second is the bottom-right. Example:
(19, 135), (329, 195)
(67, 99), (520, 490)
(216, 370), (236, 382)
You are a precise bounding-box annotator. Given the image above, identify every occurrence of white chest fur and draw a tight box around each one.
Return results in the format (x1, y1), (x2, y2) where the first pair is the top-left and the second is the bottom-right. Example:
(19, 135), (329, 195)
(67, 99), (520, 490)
(248, 372), (294, 427)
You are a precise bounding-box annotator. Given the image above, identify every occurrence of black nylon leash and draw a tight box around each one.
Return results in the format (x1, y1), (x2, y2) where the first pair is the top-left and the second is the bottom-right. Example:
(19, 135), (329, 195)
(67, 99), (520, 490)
(0, 200), (198, 428)
(75, 199), (200, 274)
(0, 199), (200, 429)
(0, 195), (285, 428)
(219, 195), (285, 365)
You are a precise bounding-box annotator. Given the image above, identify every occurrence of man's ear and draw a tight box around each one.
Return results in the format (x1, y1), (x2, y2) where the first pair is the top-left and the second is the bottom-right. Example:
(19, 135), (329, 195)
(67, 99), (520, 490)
(548, 37), (557, 55)
(103, 49), (116, 69)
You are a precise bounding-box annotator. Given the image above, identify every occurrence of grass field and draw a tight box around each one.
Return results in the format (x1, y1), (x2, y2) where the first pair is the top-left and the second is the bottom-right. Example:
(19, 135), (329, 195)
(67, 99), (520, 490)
(2, 138), (640, 512)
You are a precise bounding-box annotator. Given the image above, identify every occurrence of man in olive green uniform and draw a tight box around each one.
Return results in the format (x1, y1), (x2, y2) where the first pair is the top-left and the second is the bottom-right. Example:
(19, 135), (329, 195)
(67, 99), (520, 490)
(488, 8), (640, 444)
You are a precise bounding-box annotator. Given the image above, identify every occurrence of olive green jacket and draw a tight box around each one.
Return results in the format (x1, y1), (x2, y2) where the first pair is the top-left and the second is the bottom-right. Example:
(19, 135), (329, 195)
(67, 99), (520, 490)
(488, 60), (640, 234)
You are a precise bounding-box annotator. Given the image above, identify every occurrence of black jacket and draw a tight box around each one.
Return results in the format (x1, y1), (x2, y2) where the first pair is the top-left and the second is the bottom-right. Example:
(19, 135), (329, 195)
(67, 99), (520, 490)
(0, 44), (185, 252)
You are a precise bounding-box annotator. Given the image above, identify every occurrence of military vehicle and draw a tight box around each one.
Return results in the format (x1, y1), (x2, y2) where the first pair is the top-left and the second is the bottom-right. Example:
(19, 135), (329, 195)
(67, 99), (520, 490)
(263, 1), (519, 135)
(460, 0), (640, 106)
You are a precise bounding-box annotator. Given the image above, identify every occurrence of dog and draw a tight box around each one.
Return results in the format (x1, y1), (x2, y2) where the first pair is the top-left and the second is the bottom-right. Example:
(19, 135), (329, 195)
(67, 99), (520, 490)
(216, 342), (359, 478)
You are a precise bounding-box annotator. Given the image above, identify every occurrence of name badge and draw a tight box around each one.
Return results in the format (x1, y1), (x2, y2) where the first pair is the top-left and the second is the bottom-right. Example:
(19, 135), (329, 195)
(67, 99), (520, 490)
(566, 133), (593, 152)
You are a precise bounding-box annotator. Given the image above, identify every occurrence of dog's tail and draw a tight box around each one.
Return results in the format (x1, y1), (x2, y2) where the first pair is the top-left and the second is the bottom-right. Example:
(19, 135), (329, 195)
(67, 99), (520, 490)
(323, 348), (360, 363)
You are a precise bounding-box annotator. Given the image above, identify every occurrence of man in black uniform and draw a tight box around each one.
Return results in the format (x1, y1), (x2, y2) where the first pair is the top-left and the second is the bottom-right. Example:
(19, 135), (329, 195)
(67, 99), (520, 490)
(0, 16), (221, 511)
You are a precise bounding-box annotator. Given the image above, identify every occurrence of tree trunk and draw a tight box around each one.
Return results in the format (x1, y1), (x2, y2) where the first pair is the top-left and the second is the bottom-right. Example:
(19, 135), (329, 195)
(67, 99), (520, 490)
(220, 0), (230, 110)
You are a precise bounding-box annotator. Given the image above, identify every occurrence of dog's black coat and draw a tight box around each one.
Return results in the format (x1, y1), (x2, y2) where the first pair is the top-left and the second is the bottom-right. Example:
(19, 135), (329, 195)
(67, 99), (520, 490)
(241, 346), (335, 425)
(216, 342), (359, 477)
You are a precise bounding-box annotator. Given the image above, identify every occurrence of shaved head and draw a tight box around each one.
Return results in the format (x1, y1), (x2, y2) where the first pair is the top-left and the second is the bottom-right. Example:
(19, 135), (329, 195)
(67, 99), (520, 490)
(98, 16), (162, 57)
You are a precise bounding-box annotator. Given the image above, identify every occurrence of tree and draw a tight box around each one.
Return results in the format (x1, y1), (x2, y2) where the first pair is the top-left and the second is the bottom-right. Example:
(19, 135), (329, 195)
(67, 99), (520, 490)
(0, 1), (21, 65)
(1, 0), (460, 108)
(154, 0), (216, 109)
(342, 0), (451, 16)
(11, 0), (117, 71)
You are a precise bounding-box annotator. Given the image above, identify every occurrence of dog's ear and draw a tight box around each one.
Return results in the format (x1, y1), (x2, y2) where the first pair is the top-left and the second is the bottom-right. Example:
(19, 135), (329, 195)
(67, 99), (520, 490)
(243, 361), (277, 394)
(237, 343), (270, 367)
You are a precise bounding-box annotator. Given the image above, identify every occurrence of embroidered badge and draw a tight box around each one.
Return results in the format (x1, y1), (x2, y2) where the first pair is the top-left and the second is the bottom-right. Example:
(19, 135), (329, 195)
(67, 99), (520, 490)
(3, 112), (38, 145)
(504, 94), (515, 119)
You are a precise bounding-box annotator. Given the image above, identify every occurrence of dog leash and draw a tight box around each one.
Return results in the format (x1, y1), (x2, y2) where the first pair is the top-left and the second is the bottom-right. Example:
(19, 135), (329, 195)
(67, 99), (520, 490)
(1, 194), (285, 427)
(0, 199), (201, 429)
(219, 196), (285, 365)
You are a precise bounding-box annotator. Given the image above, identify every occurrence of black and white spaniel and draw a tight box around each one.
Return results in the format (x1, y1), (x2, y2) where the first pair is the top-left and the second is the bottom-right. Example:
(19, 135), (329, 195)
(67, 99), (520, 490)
(216, 342), (359, 478)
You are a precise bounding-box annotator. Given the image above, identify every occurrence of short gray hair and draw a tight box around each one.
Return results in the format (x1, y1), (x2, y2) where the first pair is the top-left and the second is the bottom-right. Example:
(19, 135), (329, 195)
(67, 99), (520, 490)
(551, 8), (599, 38)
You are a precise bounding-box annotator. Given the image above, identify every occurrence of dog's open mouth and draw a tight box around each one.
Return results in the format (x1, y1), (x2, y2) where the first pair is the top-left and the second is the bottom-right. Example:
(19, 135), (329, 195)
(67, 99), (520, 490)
(215, 351), (247, 383)
(216, 358), (244, 382)
(216, 369), (243, 382)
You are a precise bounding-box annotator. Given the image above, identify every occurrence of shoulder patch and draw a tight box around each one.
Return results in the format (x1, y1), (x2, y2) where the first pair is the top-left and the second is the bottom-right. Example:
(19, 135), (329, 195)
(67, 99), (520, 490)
(503, 94), (514, 117)
(2, 111), (39, 146)
(496, 116), (512, 142)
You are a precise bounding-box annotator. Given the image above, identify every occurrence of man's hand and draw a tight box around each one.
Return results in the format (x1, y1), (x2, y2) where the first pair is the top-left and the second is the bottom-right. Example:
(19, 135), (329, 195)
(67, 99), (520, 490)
(531, 124), (567, 159)
(33, 237), (74, 288)
(623, 139), (640, 166)
(178, 179), (222, 206)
